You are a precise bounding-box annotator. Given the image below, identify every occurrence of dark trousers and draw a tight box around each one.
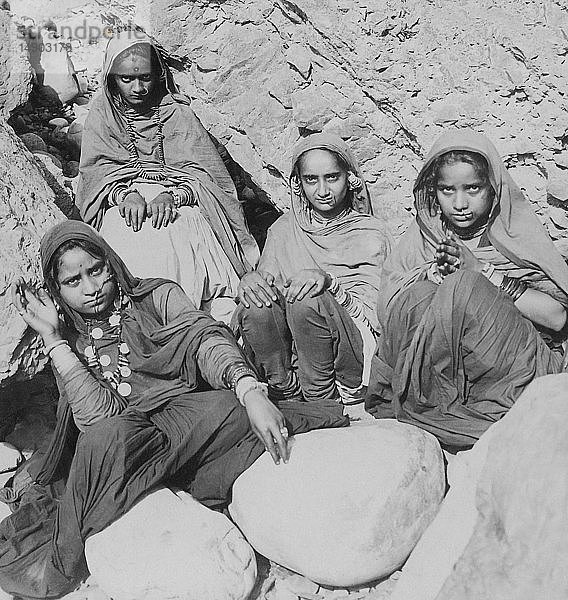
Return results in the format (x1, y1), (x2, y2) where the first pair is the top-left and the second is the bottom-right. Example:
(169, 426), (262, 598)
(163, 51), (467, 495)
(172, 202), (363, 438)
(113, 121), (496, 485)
(238, 291), (363, 401)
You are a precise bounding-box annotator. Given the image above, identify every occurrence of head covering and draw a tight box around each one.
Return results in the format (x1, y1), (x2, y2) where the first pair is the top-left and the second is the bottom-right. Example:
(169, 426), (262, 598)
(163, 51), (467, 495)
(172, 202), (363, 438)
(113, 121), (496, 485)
(76, 29), (259, 274)
(258, 133), (391, 330)
(380, 130), (568, 315)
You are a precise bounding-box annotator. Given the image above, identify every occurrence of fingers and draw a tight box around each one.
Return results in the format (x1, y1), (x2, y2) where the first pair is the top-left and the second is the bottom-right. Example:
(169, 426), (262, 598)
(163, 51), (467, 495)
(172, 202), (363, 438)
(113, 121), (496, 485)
(11, 281), (25, 313)
(309, 277), (326, 298)
(261, 428), (281, 465)
(273, 422), (290, 464)
(133, 203), (146, 232)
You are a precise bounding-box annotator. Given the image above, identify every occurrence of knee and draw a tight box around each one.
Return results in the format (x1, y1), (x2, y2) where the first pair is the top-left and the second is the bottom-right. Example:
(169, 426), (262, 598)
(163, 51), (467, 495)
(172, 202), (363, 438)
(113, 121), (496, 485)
(287, 293), (322, 321)
(239, 300), (282, 331)
(77, 413), (144, 451)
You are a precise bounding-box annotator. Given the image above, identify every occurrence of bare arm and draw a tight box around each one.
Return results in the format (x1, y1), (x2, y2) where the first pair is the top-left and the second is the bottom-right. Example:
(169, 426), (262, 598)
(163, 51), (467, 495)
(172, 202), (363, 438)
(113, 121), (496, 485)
(514, 287), (567, 332)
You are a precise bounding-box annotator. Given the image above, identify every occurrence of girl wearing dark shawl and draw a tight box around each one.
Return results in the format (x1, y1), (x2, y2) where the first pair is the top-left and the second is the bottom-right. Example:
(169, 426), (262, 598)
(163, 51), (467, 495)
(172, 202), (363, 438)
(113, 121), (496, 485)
(1, 221), (346, 599)
(76, 30), (259, 324)
(366, 130), (568, 448)
(237, 134), (391, 407)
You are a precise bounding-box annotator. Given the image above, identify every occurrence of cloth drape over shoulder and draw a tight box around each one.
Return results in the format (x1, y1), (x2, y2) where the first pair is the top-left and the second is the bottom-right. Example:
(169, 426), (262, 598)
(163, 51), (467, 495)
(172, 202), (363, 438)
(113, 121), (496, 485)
(76, 30), (258, 275)
(380, 130), (568, 321)
(259, 133), (392, 331)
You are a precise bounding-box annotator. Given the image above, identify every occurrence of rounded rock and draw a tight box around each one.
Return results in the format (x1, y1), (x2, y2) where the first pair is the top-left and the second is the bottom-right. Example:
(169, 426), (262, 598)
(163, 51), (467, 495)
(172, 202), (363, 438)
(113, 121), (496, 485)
(86, 487), (257, 600)
(230, 420), (445, 587)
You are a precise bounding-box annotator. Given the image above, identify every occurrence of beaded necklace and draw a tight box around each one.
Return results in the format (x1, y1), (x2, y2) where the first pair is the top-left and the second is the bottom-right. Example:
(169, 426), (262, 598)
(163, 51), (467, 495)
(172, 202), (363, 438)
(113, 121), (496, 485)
(84, 292), (132, 397)
(121, 100), (167, 181)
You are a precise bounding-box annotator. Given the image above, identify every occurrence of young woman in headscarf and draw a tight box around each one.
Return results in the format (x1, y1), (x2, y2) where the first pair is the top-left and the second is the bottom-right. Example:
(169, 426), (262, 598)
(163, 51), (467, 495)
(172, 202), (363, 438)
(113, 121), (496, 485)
(76, 29), (259, 324)
(366, 130), (568, 448)
(2, 221), (347, 599)
(236, 133), (391, 409)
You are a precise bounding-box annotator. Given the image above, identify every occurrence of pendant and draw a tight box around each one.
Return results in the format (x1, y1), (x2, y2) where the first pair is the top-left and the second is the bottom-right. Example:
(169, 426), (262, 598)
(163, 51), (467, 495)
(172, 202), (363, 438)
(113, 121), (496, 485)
(103, 370), (114, 380)
(119, 366), (131, 378)
(109, 314), (121, 327)
(117, 382), (132, 397)
(99, 354), (111, 367)
(91, 327), (104, 340)
(84, 345), (95, 359)
(119, 342), (130, 354)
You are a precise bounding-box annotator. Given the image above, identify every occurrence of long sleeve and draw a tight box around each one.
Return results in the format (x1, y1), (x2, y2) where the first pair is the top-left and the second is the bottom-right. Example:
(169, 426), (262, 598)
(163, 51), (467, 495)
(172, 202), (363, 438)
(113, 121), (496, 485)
(151, 284), (252, 389)
(51, 344), (127, 431)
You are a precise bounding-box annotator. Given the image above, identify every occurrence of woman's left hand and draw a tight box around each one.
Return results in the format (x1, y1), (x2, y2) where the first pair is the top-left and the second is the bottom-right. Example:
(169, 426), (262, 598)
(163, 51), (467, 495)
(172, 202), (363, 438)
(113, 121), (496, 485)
(437, 235), (483, 274)
(284, 269), (331, 303)
(243, 390), (290, 465)
(147, 192), (178, 229)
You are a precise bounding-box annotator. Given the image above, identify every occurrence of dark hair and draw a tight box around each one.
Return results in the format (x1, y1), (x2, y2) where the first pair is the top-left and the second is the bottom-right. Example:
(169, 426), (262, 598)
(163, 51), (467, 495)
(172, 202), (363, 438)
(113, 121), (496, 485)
(294, 148), (350, 176)
(46, 239), (108, 290)
(420, 150), (495, 214)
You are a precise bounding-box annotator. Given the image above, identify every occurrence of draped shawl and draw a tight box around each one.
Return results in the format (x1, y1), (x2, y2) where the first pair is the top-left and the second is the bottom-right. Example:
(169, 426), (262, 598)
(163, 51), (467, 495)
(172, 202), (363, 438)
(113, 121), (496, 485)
(259, 133), (391, 330)
(35, 220), (239, 484)
(76, 30), (258, 275)
(380, 130), (568, 319)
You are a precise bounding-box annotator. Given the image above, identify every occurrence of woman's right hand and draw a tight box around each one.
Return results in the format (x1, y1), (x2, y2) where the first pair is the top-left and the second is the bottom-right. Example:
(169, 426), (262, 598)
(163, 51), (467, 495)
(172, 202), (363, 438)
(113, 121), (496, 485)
(237, 271), (278, 309)
(12, 279), (62, 345)
(119, 191), (147, 232)
(436, 236), (461, 276)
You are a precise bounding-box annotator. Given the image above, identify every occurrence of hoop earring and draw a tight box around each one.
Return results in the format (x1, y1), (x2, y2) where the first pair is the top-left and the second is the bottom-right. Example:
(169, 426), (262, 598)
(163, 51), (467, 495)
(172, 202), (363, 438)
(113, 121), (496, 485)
(347, 171), (363, 191)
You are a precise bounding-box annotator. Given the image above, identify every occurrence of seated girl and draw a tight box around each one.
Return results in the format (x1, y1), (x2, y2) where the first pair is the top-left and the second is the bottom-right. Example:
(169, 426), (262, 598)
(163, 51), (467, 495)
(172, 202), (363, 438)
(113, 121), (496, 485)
(76, 30), (259, 324)
(236, 133), (391, 407)
(366, 130), (568, 448)
(1, 221), (347, 598)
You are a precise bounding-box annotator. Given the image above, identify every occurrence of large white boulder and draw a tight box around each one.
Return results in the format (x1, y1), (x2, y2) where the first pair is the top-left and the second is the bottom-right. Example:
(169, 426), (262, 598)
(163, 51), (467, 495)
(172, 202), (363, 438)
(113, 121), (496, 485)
(86, 487), (257, 600)
(229, 420), (445, 587)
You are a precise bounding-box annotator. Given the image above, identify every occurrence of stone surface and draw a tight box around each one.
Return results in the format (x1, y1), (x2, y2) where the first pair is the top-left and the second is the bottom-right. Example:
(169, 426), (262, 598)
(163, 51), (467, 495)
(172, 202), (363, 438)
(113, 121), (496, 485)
(0, 9), (32, 118)
(0, 121), (66, 384)
(147, 0), (568, 238)
(434, 373), (568, 600)
(230, 420), (445, 587)
(86, 487), (257, 600)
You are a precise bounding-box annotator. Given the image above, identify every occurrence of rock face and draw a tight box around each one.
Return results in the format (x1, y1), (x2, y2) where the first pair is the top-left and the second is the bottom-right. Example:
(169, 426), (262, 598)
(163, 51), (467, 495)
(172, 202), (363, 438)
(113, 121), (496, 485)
(0, 121), (65, 384)
(229, 420), (445, 587)
(149, 0), (568, 238)
(0, 10), (33, 118)
(433, 374), (568, 600)
(86, 487), (257, 600)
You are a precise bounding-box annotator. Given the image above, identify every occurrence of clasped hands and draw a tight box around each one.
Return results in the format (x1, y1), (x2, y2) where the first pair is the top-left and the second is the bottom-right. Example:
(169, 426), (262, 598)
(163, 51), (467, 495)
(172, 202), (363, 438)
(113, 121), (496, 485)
(237, 268), (331, 309)
(435, 234), (483, 277)
(119, 190), (178, 231)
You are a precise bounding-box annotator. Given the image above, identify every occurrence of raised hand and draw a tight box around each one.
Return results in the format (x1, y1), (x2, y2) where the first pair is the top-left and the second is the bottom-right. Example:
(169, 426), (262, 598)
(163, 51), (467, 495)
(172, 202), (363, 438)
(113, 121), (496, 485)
(119, 190), (147, 232)
(147, 191), (178, 229)
(242, 388), (290, 465)
(283, 269), (331, 303)
(12, 279), (62, 345)
(237, 271), (278, 309)
(436, 236), (461, 276)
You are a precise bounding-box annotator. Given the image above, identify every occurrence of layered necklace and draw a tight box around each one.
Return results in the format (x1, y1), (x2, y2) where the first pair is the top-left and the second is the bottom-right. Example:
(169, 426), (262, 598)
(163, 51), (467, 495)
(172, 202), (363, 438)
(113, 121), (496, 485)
(84, 289), (132, 398)
(121, 99), (167, 181)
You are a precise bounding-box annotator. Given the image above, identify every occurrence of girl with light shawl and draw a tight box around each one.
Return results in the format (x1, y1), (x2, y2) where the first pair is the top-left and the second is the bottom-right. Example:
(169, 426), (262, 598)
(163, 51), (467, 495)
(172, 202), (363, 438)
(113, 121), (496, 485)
(366, 130), (568, 448)
(1, 222), (346, 598)
(237, 133), (391, 408)
(76, 29), (259, 324)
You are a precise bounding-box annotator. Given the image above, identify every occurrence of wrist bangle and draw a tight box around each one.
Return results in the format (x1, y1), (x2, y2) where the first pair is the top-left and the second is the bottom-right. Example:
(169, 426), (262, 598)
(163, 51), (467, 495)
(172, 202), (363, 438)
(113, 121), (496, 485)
(44, 339), (69, 356)
(236, 378), (269, 406)
(226, 365), (257, 393)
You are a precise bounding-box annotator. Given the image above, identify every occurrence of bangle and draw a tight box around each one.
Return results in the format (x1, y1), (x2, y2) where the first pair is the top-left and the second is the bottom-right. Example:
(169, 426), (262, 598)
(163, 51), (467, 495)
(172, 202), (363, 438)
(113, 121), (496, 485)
(44, 339), (69, 356)
(225, 365), (257, 393)
(327, 273), (340, 294)
(500, 276), (528, 302)
(235, 377), (269, 406)
(481, 262), (495, 279)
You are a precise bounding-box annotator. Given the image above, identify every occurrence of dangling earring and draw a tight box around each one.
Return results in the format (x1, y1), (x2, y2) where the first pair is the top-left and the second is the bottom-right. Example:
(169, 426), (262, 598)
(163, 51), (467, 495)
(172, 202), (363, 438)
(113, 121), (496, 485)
(113, 280), (124, 311)
(291, 175), (303, 198)
(347, 171), (363, 191)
